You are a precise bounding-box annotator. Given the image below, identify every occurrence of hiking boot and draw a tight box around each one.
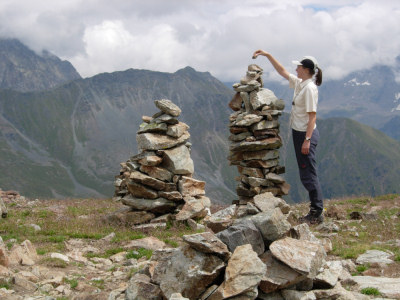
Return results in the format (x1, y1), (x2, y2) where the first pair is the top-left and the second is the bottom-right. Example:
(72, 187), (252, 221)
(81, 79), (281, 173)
(298, 210), (323, 225)
(307, 213), (324, 225)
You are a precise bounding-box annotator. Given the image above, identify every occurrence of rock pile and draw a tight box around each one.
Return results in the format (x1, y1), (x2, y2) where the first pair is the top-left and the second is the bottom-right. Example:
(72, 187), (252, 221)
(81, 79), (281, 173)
(125, 192), (374, 300)
(228, 64), (290, 203)
(113, 99), (210, 226)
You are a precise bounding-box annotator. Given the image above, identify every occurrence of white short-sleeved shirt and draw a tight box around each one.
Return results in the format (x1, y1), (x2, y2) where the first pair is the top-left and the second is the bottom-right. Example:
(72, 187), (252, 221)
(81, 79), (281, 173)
(288, 73), (318, 132)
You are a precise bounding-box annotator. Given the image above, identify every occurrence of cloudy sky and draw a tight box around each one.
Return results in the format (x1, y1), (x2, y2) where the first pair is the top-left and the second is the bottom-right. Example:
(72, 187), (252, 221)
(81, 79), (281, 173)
(1, 0), (400, 82)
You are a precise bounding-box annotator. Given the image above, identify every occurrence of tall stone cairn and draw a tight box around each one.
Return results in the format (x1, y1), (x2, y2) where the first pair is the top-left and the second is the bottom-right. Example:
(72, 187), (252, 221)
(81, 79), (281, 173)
(113, 99), (210, 224)
(228, 64), (290, 203)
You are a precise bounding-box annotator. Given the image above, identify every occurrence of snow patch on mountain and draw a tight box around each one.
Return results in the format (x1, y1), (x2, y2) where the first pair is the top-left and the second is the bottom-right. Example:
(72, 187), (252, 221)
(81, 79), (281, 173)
(344, 78), (371, 86)
(391, 104), (400, 112)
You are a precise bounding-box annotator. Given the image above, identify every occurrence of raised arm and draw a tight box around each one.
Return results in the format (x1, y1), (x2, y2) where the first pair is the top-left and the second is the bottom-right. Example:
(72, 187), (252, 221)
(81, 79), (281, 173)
(252, 50), (290, 80)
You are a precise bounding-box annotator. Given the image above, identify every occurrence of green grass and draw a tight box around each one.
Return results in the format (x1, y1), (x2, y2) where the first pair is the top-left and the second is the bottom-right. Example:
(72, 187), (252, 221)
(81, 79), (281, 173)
(41, 257), (68, 268)
(105, 247), (125, 258)
(303, 194), (400, 262)
(360, 287), (380, 296)
(163, 239), (179, 248)
(90, 279), (105, 290)
(38, 209), (53, 219)
(64, 278), (78, 289)
(374, 194), (399, 201)
(0, 282), (10, 289)
(352, 264), (369, 275)
(126, 248), (153, 260)
(37, 248), (47, 255)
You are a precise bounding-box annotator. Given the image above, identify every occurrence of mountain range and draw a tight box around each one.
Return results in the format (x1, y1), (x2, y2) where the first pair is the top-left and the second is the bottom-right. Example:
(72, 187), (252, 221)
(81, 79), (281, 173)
(0, 38), (399, 204)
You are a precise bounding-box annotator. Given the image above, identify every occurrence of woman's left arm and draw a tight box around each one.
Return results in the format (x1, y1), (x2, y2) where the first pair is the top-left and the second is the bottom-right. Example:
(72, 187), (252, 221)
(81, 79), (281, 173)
(301, 112), (317, 155)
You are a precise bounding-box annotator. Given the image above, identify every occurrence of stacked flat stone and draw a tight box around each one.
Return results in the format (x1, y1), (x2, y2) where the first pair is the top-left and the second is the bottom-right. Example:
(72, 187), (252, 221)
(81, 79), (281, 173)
(228, 64), (290, 204)
(113, 99), (210, 223)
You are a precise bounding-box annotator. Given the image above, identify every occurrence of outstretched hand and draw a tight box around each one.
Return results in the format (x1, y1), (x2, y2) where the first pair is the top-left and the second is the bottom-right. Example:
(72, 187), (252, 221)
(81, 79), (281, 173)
(252, 49), (268, 59)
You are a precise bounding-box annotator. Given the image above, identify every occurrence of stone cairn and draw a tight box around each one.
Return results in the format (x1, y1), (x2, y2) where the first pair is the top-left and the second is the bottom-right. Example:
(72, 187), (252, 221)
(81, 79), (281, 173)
(228, 64), (290, 204)
(113, 99), (210, 226)
(0, 188), (17, 218)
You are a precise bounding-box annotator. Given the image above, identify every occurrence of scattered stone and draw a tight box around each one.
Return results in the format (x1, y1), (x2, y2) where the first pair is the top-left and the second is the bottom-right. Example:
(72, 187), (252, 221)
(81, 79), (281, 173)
(351, 276), (400, 298)
(124, 237), (168, 251)
(29, 224), (41, 232)
(315, 221), (340, 233)
(8, 240), (38, 266)
(50, 253), (69, 263)
(0, 247), (9, 267)
(13, 274), (38, 292)
(356, 249), (394, 265)
(0, 197), (8, 218)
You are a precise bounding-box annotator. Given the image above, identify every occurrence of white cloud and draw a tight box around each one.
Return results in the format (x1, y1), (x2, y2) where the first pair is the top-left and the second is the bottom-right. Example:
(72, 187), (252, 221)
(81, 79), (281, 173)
(1, 0), (400, 82)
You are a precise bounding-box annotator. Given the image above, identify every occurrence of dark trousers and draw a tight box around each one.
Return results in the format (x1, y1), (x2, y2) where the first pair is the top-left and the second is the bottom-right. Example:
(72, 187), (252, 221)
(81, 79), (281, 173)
(292, 128), (323, 214)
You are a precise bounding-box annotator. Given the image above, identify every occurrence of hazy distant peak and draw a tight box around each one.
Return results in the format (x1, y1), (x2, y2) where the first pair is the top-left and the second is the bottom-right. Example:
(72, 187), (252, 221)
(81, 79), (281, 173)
(175, 66), (211, 77)
(0, 38), (81, 92)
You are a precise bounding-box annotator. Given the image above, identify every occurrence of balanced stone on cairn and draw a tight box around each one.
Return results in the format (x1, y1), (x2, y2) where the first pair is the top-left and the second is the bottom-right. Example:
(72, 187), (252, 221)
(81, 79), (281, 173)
(113, 99), (210, 224)
(228, 65), (290, 204)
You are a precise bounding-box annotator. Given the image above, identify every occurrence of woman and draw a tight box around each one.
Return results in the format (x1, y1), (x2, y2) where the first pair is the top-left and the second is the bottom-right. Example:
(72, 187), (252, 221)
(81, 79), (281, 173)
(252, 50), (324, 224)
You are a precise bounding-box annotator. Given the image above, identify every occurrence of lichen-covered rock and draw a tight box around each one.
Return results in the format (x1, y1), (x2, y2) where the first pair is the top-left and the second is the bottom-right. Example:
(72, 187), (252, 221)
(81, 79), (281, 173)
(269, 237), (326, 279)
(125, 273), (163, 300)
(249, 208), (291, 243)
(219, 244), (266, 299)
(137, 131), (190, 151)
(162, 145), (194, 175)
(216, 219), (265, 255)
(182, 232), (231, 260)
(154, 99), (182, 117)
(151, 245), (225, 299)
(259, 251), (306, 294)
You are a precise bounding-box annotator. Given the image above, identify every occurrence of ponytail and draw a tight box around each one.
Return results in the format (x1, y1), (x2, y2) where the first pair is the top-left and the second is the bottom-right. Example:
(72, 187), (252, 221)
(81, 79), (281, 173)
(315, 67), (322, 86)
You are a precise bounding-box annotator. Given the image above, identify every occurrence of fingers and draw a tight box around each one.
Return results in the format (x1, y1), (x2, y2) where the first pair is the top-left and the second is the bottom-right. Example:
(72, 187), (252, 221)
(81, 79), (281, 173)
(252, 49), (263, 58)
(301, 144), (310, 155)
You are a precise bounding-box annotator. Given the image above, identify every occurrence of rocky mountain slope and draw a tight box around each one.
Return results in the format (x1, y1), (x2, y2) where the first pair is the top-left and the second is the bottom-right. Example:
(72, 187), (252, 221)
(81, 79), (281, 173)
(0, 39), (81, 92)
